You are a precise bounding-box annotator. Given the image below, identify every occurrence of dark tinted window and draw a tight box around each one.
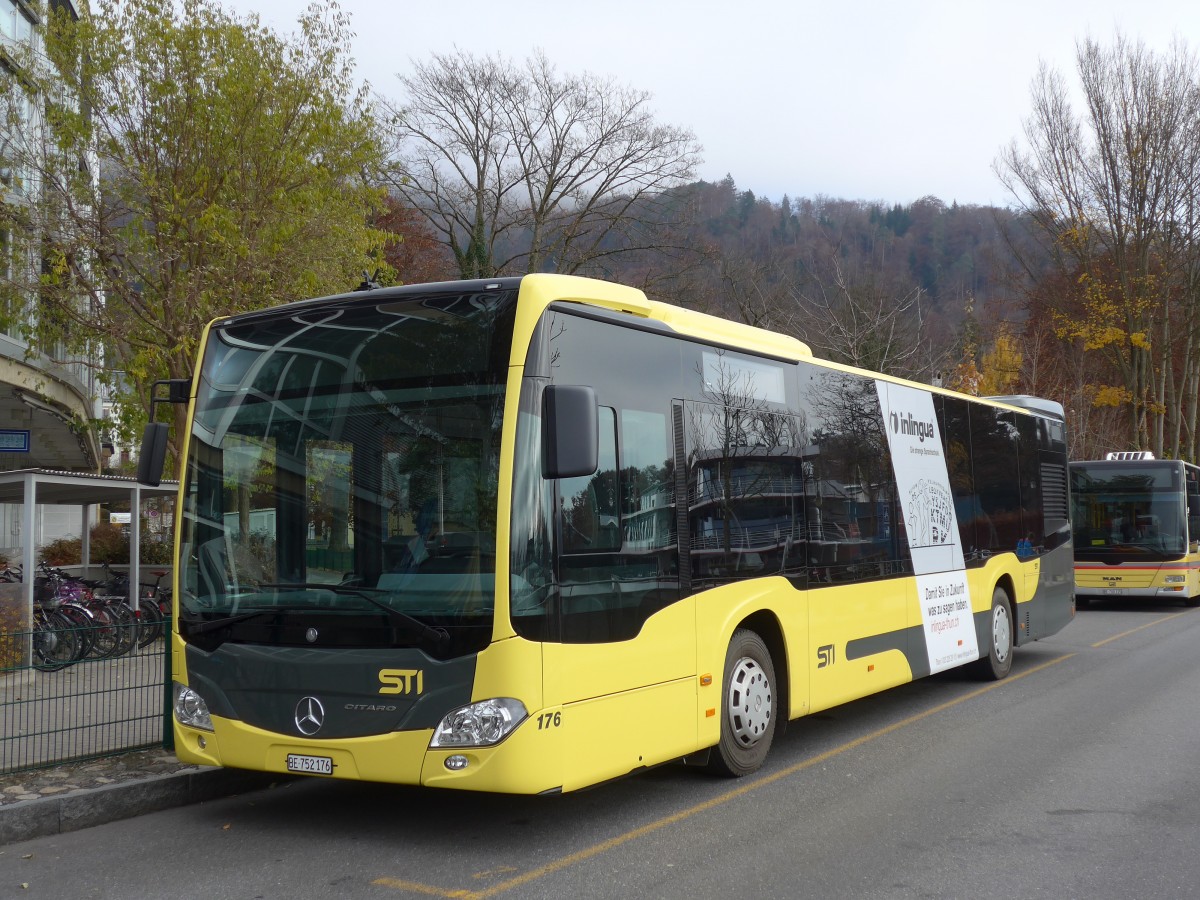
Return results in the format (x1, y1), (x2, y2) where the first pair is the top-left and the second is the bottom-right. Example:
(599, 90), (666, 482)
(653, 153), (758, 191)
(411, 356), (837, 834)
(511, 312), (681, 643)
(685, 400), (806, 589)
(181, 290), (516, 656)
(970, 408), (1023, 554)
(558, 409), (620, 554)
(938, 396), (988, 564)
(1071, 462), (1187, 560)
(793, 363), (910, 585)
(1015, 415), (1045, 551)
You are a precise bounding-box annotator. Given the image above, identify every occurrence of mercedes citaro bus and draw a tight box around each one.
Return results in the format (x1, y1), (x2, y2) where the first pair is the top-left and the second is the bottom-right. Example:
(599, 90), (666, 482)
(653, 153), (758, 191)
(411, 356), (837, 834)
(140, 274), (1074, 794)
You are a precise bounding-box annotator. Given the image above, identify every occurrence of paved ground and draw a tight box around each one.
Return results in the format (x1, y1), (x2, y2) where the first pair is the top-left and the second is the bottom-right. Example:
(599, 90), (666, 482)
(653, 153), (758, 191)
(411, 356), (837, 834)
(0, 749), (285, 846)
(2, 631), (286, 846)
(0, 747), (195, 806)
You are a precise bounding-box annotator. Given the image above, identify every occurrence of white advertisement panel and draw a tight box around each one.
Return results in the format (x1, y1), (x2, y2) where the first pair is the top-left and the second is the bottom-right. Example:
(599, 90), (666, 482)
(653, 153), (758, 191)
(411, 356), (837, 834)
(916, 571), (978, 672)
(875, 381), (979, 673)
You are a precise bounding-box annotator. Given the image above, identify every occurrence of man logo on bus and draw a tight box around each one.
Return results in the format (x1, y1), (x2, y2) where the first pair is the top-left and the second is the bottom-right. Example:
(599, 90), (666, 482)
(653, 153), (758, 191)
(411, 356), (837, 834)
(907, 479), (954, 545)
(890, 409), (936, 443)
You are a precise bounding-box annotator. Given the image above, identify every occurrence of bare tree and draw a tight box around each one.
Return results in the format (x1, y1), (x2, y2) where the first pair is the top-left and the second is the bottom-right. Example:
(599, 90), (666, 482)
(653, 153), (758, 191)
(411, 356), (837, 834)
(715, 246), (796, 330)
(788, 257), (937, 380)
(378, 49), (703, 280)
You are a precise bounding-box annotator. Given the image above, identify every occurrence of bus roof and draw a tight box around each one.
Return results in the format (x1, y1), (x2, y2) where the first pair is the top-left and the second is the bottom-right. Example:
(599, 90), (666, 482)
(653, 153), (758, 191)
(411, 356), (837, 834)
(214, 273), (1061, 423)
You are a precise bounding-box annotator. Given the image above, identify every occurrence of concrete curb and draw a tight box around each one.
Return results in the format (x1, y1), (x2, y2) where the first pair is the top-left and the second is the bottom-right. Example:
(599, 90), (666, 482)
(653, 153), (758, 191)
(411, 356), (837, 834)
(0, 767), (288, 846)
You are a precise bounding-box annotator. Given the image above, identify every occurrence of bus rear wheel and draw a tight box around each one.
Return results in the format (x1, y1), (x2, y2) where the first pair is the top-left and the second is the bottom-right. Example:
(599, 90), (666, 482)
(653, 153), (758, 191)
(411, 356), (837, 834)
(972, 587), (1014, 681)
(707, 629), (777, 777)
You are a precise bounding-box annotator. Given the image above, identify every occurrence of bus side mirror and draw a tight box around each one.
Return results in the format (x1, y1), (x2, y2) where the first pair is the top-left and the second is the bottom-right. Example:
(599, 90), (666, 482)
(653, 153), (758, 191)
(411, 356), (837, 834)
(137, 377), (191, 486)
(542, 385), (598, 479)
(137, 422), (169, 486)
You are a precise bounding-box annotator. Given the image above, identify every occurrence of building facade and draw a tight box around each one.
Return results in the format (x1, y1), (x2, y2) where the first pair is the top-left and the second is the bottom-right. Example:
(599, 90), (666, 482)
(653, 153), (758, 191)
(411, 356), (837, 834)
(2, 0), (106, 555)
(1, 0), (103, 477)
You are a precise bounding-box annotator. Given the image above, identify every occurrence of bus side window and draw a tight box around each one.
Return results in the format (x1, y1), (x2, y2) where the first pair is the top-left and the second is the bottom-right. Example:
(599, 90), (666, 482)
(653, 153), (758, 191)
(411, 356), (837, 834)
(558, 407), (619, 554)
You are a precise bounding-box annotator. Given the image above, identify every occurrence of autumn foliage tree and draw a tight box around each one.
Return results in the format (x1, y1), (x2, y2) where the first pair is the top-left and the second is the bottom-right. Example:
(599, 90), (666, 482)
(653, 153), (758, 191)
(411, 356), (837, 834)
(373, 195), (455, 285)
(998, 33), (1200, 459)
(0, 0), (388, 455)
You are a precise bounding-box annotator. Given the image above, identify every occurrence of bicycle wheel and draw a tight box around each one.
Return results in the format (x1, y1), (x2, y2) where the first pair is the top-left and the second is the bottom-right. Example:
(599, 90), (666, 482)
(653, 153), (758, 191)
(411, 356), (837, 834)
(112, 602), (139, 656)
(33, 610), (81, 671)
(136, 598), (164, 647)
(94, 602), (136, 658)
(54, 603), (97, 659)
(83, 603), (122, 658)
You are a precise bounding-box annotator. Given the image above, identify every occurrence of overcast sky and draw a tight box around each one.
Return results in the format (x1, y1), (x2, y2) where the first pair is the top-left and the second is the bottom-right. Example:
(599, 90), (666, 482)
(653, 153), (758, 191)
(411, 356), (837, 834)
(251, 0), (1200, 208)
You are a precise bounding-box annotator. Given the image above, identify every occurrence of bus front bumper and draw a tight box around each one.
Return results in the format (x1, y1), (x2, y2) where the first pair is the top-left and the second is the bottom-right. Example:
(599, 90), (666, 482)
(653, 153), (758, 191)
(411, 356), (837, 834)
(173, 713), (565, 795)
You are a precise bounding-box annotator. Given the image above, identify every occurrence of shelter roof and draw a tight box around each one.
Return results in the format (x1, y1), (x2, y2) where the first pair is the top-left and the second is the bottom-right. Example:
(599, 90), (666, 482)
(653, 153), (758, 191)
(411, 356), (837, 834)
(0, 469), (178, 505)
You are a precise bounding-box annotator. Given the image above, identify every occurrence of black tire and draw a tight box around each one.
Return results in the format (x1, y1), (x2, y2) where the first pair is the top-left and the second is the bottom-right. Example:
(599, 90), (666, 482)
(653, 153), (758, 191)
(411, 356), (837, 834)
(55, 603), (97, 658)
(109, 604), (138, 657)
(33, 610), (82, 671)
(707, 629), (777, 777)
(136, 599), (164, 647)
(971, 586), (1014, 681)
(85, 605), (123, 658)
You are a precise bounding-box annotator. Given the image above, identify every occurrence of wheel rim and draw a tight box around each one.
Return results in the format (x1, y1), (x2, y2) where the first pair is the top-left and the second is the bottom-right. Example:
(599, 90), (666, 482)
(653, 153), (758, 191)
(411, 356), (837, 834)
(727, 656), (773, 747)
(991, 602), (1012, 663)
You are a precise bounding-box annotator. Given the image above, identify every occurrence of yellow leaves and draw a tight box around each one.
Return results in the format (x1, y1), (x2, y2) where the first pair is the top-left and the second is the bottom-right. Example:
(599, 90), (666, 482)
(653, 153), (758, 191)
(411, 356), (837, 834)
(1080, 325), (1128, 351)
(945, 360), (982, 396)
(1092, 385), (1132, 407)
(977, 326), (1022, 395)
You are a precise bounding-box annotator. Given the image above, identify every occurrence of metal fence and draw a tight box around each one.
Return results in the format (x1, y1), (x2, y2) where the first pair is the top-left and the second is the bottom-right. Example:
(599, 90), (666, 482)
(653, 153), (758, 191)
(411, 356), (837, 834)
(0, 623), (169, 775)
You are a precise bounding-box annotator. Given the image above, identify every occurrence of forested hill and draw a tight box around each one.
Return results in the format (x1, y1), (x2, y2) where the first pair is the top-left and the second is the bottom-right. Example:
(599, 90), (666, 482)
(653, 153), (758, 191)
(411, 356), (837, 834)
(599, 176), (1048, 381)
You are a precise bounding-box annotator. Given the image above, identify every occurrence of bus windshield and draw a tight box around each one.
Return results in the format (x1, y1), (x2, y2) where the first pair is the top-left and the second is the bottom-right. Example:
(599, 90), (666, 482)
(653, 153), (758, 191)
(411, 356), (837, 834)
(177, 288), (516, 655)
(1071, 462), (1187, 561)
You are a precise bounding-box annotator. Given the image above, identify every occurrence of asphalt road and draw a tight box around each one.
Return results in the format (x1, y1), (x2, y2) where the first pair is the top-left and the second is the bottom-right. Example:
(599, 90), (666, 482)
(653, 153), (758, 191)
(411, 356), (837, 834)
(3, 601), (1200, 900)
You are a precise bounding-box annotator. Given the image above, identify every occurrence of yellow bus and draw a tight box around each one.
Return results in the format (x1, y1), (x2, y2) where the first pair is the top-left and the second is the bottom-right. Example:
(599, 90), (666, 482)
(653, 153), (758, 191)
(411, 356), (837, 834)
(146, 274), (1074, 794)
(1070, 452), (1200, 607)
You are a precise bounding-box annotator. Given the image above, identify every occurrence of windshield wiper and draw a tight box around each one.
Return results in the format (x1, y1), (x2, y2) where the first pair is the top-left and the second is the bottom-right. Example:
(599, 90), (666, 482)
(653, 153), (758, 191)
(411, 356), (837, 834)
(180, 607), (292, 635)
(256, 582), (451, 653)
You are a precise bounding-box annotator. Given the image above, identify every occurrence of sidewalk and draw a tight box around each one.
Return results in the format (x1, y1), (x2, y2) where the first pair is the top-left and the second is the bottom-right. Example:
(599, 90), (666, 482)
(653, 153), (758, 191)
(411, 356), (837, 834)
(0, 749), (287, 845)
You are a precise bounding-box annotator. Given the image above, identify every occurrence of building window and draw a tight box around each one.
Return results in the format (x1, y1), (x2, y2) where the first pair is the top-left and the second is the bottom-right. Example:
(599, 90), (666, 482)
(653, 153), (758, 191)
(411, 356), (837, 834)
(1, 0), (37, 44)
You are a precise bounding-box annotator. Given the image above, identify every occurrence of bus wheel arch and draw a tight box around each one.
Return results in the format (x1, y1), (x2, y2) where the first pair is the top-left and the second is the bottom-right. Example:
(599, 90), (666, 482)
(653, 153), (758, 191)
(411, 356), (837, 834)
(971, 583), (1014, 681)
(742, 610), (788, 735)
(996, 572), (1021, 644)
(706, 620), (783, 778)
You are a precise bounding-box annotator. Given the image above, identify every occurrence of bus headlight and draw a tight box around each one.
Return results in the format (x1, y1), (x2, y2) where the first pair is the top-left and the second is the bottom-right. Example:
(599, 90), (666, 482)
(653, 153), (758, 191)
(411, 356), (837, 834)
(430, 698), (527, 748)
(173, 682), (214, 732)
(1164, 575), (1185, 584)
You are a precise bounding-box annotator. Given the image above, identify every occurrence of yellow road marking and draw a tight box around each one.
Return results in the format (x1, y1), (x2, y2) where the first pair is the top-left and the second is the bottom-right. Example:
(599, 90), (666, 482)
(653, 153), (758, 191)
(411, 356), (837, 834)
(371, 878), (476, 898)
(374, 653), (1072, 898)
(1091, 608), (1195, 648)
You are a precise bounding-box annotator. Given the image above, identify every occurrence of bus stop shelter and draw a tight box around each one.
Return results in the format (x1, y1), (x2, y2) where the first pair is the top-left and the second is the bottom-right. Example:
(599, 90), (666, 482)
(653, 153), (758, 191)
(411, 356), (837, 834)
(0, 468), (179, 620)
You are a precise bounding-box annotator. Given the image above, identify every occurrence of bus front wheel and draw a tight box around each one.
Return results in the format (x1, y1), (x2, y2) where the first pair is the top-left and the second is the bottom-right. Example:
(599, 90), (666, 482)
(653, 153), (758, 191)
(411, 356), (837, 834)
(972, 587), (1014, 681)
(707, 629), (777, 777)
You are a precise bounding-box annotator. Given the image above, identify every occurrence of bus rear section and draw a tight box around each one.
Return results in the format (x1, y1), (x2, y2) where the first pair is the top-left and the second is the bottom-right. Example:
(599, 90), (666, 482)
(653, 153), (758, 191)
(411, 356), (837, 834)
(1070, 453), (1200, 606)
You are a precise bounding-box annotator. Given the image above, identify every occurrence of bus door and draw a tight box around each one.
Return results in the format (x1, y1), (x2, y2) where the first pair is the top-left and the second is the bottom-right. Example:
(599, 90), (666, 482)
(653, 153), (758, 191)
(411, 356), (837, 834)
(541, 402), (696, 787)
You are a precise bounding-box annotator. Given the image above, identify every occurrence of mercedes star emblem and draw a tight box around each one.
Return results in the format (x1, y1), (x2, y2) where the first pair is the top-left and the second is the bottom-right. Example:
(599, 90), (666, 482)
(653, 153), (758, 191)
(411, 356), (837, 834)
(294, 696), (325, 736)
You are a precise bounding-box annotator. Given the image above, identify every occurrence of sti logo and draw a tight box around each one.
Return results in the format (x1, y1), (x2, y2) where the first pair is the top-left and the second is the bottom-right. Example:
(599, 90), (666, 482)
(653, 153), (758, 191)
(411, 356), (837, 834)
(378, 668), (424, 695)
(890, 410), (936, 443)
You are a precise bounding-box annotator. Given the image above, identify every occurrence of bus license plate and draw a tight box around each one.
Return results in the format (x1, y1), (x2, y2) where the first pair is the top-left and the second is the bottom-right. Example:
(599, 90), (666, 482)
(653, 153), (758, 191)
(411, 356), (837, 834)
(287, 754), (333, 775)
(1103, 588), (1125, 595)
